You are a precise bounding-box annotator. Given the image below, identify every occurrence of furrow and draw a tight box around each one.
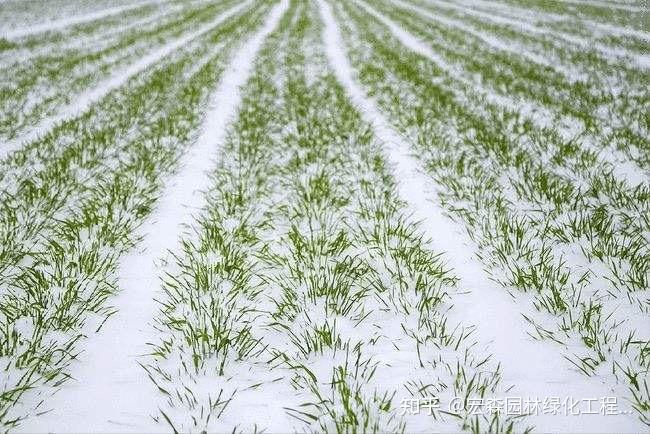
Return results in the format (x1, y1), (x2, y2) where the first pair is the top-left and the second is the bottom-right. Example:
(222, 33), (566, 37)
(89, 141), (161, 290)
(2, 0), (168, 40)
(0, 0), (252, 159)
(318, 1), (644, 432)
(0, 1), (274, 428)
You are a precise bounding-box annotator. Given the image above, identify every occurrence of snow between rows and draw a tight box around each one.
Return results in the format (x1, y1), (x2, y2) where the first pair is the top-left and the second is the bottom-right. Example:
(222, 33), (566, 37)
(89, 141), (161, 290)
(477, 0), (650, 42)
(15, 1), (289, 432)
(316, 1), (645, 432)
(355, 0), (648, 187)
(0, 0), (253, 161)
(352, 0), (558, 136)
(461, 0), (649, 37)
(426, 0), (650, 68)
(390, 0), (581, 83)
(2, 0), (167, 40)
(0, 4), (186, 71)
(535, 0), (647, 13)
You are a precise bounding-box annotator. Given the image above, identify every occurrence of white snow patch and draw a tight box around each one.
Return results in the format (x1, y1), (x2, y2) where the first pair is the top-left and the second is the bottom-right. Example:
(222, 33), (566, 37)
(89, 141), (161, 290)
(391, 0), (584, 83)
(426, 0), (650, 68)
(2, 0), (167, 40)
(551, 0), (647, 12)
(15, 1), (288, 432)
(355, 0), (647, 187)
(0, 0), (253, 161)
(317, 1), (646, 432)
(354, 0), (556, 126)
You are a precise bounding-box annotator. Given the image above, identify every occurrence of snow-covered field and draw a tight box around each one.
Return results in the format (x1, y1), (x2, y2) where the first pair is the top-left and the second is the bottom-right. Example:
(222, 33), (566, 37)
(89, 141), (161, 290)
(0, 0), (648, 432)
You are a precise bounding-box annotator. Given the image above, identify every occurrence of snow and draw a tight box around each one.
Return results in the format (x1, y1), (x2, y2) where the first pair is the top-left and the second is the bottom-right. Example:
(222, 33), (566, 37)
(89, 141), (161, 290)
(433, 0), (650, 68)
(463, 0), (647, 32)
(1, 0), (646, 430)
(355, 0), (554, 122)
(15, 0), (289, 431)
(0, 0), (253, 161)
(355, 0), (648, 187)
(317, 0), (646, 432)
(0, 8), (174, 69)
(549, 0), (647, 12)
(390, 0), (585, 83)
(2, 0), (167, 40)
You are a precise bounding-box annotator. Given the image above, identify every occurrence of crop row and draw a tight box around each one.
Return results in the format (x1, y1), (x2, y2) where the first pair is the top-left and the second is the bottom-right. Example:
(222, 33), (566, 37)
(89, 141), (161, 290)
(331, 0), (649, 425)
(0, 1), (274, 427)
(0, 0), (244, 143)
(143, 0), (521, 432)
